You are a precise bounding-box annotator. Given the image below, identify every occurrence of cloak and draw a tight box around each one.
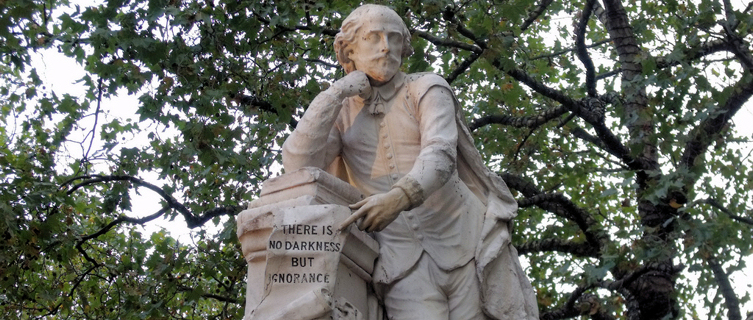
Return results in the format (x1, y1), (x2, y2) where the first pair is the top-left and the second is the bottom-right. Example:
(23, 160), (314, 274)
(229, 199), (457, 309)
(453, 94), (540, 320)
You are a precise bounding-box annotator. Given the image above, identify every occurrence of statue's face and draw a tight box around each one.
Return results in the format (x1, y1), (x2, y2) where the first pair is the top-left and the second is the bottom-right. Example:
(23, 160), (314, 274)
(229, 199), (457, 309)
(348, 12), (404, 86)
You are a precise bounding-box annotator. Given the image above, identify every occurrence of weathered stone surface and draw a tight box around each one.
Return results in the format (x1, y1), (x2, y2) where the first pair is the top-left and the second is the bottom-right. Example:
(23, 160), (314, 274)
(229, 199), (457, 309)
(236, 168), (379, 320)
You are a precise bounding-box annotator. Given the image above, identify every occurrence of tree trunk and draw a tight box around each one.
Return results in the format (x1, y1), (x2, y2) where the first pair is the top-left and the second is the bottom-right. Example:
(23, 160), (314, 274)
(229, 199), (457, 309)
(601, 0), (677, 318)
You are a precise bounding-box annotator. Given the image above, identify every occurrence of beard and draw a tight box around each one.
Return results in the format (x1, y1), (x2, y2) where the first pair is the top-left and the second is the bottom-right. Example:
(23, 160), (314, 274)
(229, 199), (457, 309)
(363, 55), (401, 85)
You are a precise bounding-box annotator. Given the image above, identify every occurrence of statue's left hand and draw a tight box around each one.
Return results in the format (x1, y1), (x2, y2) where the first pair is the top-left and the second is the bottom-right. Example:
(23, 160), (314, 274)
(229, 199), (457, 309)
(338, 188), (411, 232)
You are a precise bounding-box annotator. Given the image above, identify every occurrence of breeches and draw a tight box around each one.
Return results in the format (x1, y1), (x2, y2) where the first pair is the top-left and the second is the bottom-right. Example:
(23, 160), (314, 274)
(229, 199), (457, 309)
(383, 252), (487, 320)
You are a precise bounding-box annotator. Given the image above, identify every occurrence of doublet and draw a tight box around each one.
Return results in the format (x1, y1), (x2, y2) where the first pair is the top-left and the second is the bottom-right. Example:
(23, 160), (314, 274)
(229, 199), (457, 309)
(334, 72), (486, 284)
(283, 72), (485, 284)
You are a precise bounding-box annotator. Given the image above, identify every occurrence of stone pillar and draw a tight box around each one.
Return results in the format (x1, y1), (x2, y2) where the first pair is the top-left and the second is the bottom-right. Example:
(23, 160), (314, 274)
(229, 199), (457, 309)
(236, 167), (381, 320)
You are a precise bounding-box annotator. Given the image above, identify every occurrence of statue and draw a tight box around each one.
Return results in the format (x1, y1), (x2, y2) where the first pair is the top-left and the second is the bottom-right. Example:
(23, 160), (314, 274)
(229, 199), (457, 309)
(282, 4), (539, 319)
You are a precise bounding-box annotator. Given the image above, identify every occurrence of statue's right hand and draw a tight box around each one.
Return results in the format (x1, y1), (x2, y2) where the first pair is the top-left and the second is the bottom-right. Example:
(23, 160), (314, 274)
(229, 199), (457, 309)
(331, 70), (371, 99)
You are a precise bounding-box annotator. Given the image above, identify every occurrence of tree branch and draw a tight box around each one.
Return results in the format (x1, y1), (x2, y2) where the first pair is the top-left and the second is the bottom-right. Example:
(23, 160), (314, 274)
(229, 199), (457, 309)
(304, 58), (339, 69)
(541, 286), (601, 320)
(577, 98), (647, 171)
(421, 13), (639, 172)
(253, 13), (337, 37)
(176, 285), (242, 304)
(79, 207), (169, 244)
(63, 175), (245, 228)
(598, 262), (684, 291)
(595, 68), (620, 81)
(516, 238), (599, 257)
(656, 39), (734, 70)
(501, 173), (605, 249)
(73, 207), (169, 268)
(520, 0), (554, 32)
(445, 52), (480, 84)
(412, 29), (483, 54)
(232, 93), (277, 113)
(544, 286), (589, 320)
(502, 66), (580, 108)
(576, 0), (599, 97)
(541, 304), (580, 320)
(580, 294), (617, 320)
(190, 205), (246, 228)
(518, 192), (598, 239)
(443, 8), (487, 49)
(708, 257), (742, 320)
(501, 67), (612, 137)
(723, 24), (753, 72)
(41, 264), (100, 317)
(75, 241), (100, 267)
(232, 93), (298, 128)
(532, 39), (611, 61)
(600, 39), (736, 79)
(680, 76), (753, 170)
(413, 23), (486, 85)
(591, 1), (609, 27)
(703, 198), (753, 225)
(84, 77), (103, 162)
(468, 104), (568, 131)
(417, 22), (639, 172)
(570, 126), (606, 150)
(722, 0), (737, 35)
(618, 288), (642, 320)
(65, 174), (190, 213)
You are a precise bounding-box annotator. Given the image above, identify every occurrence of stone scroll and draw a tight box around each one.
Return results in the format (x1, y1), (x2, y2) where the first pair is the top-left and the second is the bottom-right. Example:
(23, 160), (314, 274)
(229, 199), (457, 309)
(236, 168), (381, 320)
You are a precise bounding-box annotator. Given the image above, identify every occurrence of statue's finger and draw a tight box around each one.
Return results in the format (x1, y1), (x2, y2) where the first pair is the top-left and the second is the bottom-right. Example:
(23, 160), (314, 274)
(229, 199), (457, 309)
(337, 209), (368, 231)
(348, 198), (369, 209)
(366, 214), (386, 233)
(359, 210), (376, 231)
(370, 220), (385, 233)
(366, 221), (378, 233)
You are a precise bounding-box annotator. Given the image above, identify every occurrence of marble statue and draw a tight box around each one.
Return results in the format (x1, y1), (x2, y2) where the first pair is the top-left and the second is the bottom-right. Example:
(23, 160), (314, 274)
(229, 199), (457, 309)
(282, 4), (539, 319)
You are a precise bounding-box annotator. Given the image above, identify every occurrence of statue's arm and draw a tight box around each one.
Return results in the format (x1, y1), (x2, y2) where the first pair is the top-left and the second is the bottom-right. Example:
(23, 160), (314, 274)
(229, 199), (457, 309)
(282, 71), (371, 171)
(393, 85), (458, 209)
(281, 89), (344, 171)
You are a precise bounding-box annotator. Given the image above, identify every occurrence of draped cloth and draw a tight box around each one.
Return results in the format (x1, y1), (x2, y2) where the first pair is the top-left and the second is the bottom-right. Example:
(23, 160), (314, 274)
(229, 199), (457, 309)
(453, 100), (540, 320)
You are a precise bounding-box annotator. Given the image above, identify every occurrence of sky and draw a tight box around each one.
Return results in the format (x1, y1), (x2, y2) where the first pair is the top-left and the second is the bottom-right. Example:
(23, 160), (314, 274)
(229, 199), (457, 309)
(30, 50), (199, 238)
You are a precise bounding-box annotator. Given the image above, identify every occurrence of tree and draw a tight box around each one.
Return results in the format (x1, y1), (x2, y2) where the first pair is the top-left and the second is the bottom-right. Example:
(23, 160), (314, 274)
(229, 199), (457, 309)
(1, 0), (752, 319)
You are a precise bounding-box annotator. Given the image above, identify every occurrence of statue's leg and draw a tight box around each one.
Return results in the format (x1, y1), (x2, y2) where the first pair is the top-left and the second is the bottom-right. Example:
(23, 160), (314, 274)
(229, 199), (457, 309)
(382, 253), (448, 320)
(443, 259), (486, 320)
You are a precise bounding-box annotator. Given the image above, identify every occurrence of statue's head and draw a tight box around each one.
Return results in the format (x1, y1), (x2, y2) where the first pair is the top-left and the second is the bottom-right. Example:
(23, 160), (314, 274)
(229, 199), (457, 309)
(334, 5), (413, 85)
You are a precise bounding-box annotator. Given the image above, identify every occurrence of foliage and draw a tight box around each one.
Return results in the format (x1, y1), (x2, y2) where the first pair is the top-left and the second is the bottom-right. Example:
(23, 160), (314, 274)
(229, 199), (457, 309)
(1, 0), (752, 319)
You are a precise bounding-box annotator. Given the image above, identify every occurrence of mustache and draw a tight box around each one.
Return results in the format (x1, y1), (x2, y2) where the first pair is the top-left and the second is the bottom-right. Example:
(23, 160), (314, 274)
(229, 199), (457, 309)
(367, 53), (399, 60)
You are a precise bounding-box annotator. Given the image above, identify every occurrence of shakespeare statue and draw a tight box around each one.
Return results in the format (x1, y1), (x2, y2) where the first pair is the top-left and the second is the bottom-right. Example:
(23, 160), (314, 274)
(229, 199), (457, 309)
(282, 4), (539, 319)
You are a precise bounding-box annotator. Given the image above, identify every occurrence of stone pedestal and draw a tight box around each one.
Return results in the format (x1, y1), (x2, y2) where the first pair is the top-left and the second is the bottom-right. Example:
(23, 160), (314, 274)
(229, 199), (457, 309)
(236, 167), (382, 320)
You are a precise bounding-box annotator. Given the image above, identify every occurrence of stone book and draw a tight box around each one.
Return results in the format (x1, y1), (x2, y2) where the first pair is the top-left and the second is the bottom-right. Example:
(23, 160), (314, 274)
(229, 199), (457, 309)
(250, 167), (364, 209)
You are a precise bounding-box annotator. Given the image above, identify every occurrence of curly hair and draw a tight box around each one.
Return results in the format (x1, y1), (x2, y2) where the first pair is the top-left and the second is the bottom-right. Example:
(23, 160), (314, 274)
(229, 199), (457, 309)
(334, 4), (414, 74)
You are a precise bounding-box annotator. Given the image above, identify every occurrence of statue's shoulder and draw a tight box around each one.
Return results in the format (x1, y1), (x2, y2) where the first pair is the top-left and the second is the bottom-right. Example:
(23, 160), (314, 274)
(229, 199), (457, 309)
(405, 72), (450, 88)
(404, 72), (452, 103)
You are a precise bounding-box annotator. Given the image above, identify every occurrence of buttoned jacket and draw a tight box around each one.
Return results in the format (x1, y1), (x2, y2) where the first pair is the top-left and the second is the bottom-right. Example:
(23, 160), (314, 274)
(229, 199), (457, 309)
(283, 71), (538, 319)
(283, 72), (484, 284)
